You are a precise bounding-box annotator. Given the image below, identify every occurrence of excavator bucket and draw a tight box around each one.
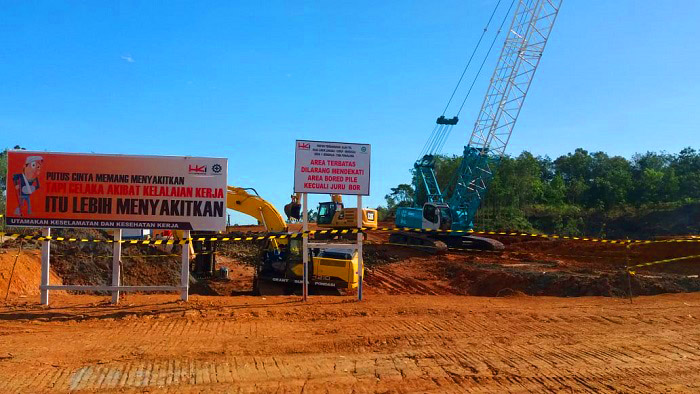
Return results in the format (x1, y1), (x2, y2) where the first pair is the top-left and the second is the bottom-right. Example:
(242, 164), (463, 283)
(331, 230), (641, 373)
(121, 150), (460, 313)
(284, 201), (302, 220)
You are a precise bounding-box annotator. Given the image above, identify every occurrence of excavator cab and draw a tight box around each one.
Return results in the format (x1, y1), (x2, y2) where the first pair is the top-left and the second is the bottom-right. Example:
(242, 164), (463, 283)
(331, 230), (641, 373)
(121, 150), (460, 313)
(317, 201), (342, 225)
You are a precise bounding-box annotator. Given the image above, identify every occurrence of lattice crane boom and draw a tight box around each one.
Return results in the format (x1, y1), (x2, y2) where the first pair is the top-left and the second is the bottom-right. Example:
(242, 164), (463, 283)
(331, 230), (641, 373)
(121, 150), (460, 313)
(394, 0), (561, 244)
(448, 0), (562, 230)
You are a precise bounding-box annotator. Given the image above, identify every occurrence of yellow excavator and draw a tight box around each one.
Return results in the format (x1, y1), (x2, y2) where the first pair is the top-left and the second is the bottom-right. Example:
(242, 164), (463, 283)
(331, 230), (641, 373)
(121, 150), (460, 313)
(159, 186), (372, 294)
(225, 186), (363, 294)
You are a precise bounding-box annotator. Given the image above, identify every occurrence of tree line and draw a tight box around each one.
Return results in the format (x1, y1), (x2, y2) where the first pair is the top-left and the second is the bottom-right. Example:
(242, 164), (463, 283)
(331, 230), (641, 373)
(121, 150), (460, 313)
(380, 147), (700, 236)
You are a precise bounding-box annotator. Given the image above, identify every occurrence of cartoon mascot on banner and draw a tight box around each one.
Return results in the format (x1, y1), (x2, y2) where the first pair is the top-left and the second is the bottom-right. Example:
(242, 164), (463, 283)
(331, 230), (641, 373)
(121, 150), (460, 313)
(12, 155), (43, 216)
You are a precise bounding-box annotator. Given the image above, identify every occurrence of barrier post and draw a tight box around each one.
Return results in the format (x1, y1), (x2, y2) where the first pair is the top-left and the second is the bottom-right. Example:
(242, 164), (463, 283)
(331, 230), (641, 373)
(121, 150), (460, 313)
(357, 195), (363, 301)
(180, 230), (190, 301)
(111, 229), (122, 304)
(40, 228), (51, 305)
(625, 241), (633, 303)
(302, 193), (309, 301)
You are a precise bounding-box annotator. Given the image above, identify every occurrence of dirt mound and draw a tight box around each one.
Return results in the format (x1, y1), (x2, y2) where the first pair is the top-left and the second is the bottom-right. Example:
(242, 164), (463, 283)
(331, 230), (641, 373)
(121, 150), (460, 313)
(50, 244), (181, 288)
(446, 262), (700, 297)
(189, 256), (255, 296)
(0, 249), (62, 299)
(23, 228), (183, 289)
(363, 233), (700, 297)
(3, 224), (698, 299)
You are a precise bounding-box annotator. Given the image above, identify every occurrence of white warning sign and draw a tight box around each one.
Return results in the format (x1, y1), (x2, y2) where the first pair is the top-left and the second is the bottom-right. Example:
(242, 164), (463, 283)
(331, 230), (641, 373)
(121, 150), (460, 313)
(293, 140), (371, 195)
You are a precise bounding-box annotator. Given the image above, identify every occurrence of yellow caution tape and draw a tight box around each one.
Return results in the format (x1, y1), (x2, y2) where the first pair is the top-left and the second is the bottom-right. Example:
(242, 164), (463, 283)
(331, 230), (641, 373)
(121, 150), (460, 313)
(628, 254), (700, 274)
(627, 239), (700, 247)
(1, 227), (699, 246)
(0, 233), (193, 245)
(50, 251), (219, 259)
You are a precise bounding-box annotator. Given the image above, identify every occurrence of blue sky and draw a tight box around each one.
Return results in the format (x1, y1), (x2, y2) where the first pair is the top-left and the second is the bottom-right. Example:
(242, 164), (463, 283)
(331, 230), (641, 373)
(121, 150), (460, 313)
(2, 1), (699, 224)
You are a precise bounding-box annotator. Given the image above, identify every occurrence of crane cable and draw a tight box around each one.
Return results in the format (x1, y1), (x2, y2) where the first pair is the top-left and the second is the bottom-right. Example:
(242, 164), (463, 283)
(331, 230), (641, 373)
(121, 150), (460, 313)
(441, 0), (503, 117)
(419, 123), (441, 157)
(436, 0), (517, 154)
(420, 0), (511, 157)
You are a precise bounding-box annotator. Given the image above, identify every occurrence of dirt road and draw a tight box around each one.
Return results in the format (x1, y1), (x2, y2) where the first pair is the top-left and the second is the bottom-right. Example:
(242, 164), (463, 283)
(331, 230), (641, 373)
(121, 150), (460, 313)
(1, 293), (699, 393)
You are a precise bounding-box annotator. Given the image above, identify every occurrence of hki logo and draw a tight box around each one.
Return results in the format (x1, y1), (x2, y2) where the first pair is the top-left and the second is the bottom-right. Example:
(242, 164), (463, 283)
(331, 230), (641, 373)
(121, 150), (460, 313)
(188, 163), (224, 175)
(298, 142), (311, 150)
(188, 164), (207, 174)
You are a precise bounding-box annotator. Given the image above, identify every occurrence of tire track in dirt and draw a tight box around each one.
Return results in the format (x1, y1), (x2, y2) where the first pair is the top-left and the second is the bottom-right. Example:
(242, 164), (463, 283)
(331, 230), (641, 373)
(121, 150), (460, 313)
(4, 323), (700, 392)
(1, 294), (699, 392)
(17, 349), (698, 393)
(365, 267), (453, 295)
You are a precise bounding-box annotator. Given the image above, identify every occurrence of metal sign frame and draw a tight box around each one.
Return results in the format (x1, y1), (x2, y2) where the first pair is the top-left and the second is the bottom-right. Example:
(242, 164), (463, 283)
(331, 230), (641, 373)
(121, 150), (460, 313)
(39, 228), (191, 305)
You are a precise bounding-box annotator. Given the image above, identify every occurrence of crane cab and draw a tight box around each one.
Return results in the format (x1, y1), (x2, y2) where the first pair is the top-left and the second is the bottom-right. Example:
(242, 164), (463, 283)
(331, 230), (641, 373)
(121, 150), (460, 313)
(395, 203), (451, 231)
(421, 203), (452, 230)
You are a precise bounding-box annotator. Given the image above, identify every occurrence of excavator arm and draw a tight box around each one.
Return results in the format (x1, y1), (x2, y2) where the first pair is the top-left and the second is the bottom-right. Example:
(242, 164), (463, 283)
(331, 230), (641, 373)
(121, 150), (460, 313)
(226, 186), (288, 233)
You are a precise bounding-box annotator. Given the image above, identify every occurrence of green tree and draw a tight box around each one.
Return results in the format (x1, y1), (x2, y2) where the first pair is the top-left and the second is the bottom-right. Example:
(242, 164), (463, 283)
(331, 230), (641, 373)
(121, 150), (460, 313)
(383, 183), (415, 218)
(673, 147), (700, 200)
(542, 174), (566, 205)
(660, 168), (680, 202)
(554, 148), (593, 206)
(375, 205), (391, 222)
(384, 146), (699, 235)
(637, 168), (665, 203)
(588, 153), (633, 209)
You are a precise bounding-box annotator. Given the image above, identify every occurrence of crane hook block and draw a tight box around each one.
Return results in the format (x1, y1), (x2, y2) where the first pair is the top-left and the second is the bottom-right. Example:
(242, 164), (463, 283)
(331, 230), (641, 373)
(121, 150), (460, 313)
(436, 116), (459, 125)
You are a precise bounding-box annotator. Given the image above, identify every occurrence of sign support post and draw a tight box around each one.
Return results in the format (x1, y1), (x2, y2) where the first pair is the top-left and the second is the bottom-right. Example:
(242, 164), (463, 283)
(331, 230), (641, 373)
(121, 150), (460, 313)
(302, 193), (309, 301)
(181, 230), (190, 301)
(357, 195), (364, 301)
(111, 229), (122, 304)
(40, 228), (51, 305)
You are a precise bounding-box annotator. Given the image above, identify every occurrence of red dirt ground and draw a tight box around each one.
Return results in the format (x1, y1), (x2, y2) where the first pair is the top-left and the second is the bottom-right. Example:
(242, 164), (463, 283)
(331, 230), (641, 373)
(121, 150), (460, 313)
(0, 293), (699, 392)
(1, 228), (700, 392)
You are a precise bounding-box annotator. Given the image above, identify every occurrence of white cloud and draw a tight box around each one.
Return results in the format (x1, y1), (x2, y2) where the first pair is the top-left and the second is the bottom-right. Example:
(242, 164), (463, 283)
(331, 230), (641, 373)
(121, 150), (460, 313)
(121, 54), (135, 63)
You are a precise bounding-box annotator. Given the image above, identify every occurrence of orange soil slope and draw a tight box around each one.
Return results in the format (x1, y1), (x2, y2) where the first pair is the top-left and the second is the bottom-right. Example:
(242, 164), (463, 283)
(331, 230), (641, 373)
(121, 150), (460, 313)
(0, 249), (62, 298)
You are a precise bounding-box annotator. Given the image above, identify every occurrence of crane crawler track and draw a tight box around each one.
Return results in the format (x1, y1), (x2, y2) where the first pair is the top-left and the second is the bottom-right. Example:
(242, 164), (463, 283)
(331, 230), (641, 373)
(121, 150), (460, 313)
(388, 232), (504, 253)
